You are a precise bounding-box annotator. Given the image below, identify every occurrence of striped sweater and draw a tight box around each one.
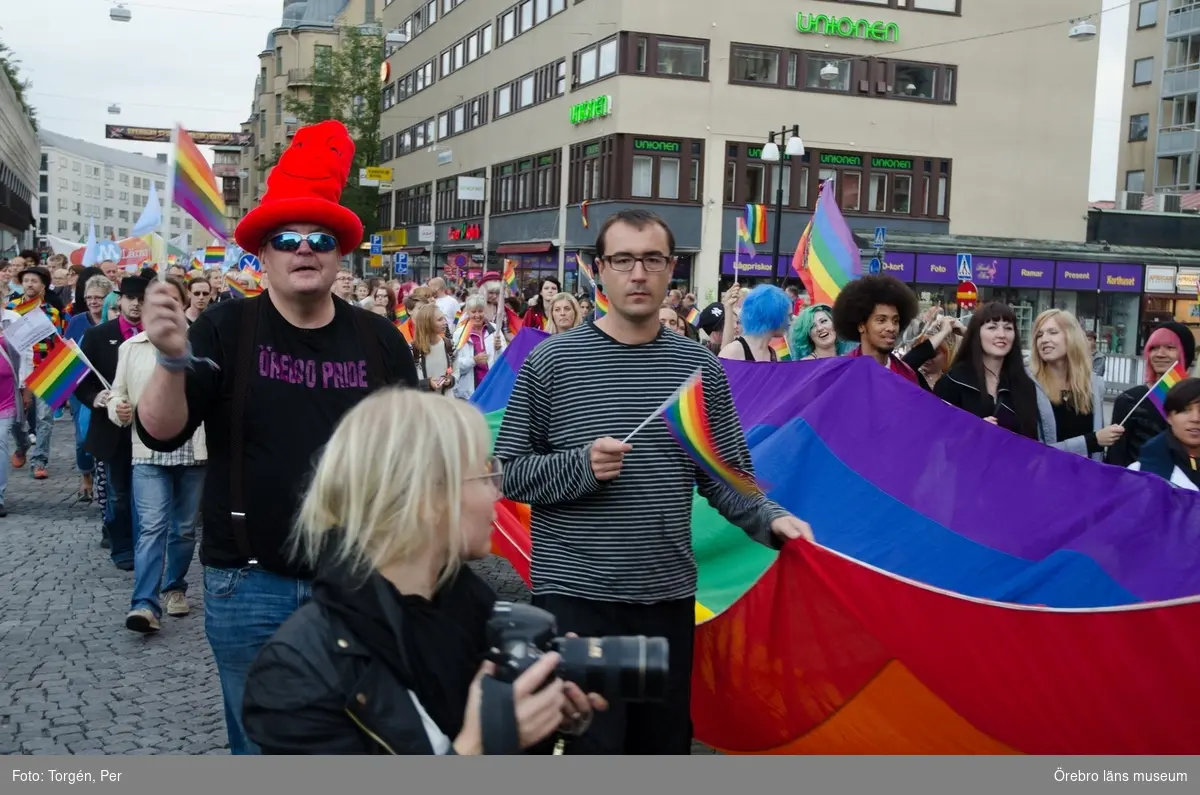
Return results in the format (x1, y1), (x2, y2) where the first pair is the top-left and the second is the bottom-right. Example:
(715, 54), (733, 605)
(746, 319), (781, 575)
(494, 320), (787, 603)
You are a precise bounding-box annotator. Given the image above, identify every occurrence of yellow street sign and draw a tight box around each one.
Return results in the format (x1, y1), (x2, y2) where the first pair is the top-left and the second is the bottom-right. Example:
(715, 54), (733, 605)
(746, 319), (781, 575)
(364, 167), (393, 182)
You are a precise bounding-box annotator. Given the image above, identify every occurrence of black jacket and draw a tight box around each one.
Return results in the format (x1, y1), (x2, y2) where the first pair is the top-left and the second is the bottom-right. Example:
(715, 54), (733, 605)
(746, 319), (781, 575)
(242, 563), (503, 755)
(933, 361), (1038, 439)
(1105, 385), (1166, 467)
(75, 319), (132, 462)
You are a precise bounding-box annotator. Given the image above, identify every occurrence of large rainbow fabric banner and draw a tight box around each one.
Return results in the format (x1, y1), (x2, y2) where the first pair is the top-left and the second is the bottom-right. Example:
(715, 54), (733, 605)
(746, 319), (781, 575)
(473, 329), (1200, 755)
(792, 179), (861, 305)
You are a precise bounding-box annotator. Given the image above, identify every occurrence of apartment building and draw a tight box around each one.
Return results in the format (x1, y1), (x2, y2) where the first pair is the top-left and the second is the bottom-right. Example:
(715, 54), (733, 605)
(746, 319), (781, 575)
(243, 0), (371, 204)
(0, 69), (38, 253)
(375, 0), (1100, 294)
(37, 130), (194, 245)
(1116, 0), (1200, 206)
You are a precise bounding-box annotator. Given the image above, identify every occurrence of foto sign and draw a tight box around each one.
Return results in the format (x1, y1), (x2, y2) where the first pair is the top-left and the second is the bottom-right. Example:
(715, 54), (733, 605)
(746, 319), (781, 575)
(570, 95), (612, 125)
(797, 13), (899, 43)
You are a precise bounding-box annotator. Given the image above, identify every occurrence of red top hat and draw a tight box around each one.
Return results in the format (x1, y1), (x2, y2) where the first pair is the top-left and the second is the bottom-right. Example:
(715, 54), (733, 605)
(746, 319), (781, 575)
(234, 120), (364, 256)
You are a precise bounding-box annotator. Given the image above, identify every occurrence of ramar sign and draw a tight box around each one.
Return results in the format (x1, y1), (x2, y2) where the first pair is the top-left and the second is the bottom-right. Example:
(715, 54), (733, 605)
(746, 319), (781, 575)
(797, 13), (900, 43)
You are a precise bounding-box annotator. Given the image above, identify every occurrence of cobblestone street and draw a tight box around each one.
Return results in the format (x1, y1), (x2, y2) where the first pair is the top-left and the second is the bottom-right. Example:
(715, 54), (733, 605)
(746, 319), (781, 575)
(0, 420), (711, 755)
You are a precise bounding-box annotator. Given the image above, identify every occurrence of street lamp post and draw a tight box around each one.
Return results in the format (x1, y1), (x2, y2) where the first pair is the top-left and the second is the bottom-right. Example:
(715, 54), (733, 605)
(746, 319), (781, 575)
(759, 125), (805, 287)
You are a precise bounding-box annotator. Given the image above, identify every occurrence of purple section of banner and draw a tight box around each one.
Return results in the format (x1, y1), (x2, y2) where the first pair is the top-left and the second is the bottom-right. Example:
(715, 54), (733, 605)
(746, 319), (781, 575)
(971, 257), (1009, 287)
(915, 254), (958, 284)
(1009, 259), (1055, 288)
(1055, 261), (1099, 290)
(1099, 262), (1143, 293)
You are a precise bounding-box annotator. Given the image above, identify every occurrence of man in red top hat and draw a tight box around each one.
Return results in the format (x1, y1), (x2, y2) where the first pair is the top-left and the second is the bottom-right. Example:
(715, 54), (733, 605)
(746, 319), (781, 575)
(135, 120), (418, 754)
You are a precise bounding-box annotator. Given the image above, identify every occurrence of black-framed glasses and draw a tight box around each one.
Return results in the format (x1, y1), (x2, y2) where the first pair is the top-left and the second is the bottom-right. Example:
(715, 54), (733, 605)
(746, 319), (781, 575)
(602, 254), (673, 273)
(269, 231), (338, 253)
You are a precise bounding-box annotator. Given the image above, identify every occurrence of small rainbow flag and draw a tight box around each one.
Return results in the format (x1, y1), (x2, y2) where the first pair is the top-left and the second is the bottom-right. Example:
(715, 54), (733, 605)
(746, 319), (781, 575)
(453, 318), (474, 352)
(502, 259), (517, 294)
(576, 253), (595, 294)
(204, 246), (225, 265)
(394, 305), (409, 326)
(24, 340), (91, 412)
(768, 336), (791, 362)
(661, 369), (766, 498)
(736, 216), (757, 259)
(791, 180), (862, 306)
(594, 287), (610, 319)
(686, 307), (701, 327)
(1147, 361), (1189, 419)
(745, 204), (768, 245)
(225, 274), (263, 298)
(172, 126), (228, 242)
(580, 200), (590, 229)
(396, 319), (415, 344)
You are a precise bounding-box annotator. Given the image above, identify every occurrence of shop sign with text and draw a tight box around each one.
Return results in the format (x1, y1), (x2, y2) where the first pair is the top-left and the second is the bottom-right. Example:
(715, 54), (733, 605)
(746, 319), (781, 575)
(571, 96), (612, 125)
(633, 138), (682, 153)
(797, 13), (899, 43)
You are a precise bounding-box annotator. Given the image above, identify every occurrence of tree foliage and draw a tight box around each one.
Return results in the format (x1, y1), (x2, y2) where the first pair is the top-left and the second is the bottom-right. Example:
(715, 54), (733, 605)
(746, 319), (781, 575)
(0, 39), (37, 130)
(283, 25), (384, 239)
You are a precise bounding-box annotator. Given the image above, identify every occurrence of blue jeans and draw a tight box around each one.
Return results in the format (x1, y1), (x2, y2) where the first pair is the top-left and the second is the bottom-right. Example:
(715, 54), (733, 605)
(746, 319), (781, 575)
(204, 566), (311, 755)
(28, 397), (53, 469)
(0, 415), (12, 505)
(104, 458), (138, 567)
(130, 464), (203, 617)
(70, 396), (94, 474)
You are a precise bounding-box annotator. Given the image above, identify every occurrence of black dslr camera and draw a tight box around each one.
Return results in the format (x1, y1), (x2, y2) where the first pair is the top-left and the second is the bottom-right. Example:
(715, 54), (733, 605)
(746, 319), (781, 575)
(485, 602), (669, 703)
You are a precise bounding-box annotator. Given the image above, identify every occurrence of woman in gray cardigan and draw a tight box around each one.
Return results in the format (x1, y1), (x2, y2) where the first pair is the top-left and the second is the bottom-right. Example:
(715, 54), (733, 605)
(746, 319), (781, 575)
(1027, 309), (1124, 461)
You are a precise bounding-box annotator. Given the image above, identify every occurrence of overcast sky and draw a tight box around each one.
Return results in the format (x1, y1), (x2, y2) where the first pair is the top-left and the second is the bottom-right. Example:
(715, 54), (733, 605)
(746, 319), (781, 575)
(6, 0), (1128, 201)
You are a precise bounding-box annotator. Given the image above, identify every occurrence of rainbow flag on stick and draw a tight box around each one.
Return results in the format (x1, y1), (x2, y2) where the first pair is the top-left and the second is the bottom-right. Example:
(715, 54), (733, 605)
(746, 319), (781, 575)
(736, 216), (757, 260)
(225, 274), (263, 298)
(502, 259), (517, 295)
(24, 339), (92, 412)
(659, 369), (767, 498)
(594, 287), (610, 319)
(204, 246), (225, 265)
(745, 204), (768, 244)
(169, 126), (228, 243)
(791, 179), (861, 306)
(1122, 361), (1189, 423)
(686, 307), (701, 327)
(769, 336), (791, 362)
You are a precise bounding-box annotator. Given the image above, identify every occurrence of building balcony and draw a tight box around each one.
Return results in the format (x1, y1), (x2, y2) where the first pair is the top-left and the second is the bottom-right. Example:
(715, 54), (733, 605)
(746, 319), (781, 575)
(1162, 64), (1200, 96)
(288, 68), (317, 86)
(223, 190), (241, 205)
(1156, 126), (1200, 156)
(1167, 6), (1200, 37)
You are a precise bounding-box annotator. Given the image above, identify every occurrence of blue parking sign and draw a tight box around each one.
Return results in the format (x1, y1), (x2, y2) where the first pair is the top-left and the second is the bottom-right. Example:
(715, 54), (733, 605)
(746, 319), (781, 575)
(370, 234), (383, 256)
(393, 252), (409, 276)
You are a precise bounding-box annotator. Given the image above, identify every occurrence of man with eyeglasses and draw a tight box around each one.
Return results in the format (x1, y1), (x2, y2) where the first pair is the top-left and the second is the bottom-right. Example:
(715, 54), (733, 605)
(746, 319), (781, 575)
(135, 120), (419, 755)
(495, 208), (813, 755)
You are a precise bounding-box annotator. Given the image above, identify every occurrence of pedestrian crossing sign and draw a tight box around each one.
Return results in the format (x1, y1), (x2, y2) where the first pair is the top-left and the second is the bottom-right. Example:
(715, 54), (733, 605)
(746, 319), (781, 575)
(956, 253), (972, 281)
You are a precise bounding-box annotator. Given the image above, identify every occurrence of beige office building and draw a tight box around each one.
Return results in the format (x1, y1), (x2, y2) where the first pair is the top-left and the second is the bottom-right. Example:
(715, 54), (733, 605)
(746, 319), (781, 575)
(376, 0), (1100, 294)
(1116, 0), (1200, 206)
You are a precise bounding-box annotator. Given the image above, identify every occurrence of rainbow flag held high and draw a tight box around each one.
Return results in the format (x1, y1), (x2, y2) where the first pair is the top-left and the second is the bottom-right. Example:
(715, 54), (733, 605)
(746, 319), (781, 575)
(661, 369), (766, 499)
(593, 287), (610, 319)
(204, 246), (225, 265)
(1147, 361), (1189, 418)
(768, 336), (791, 361)
(735, 216), (757, 260)
(745, 204), (768, 244)
(172, 126), (228, 242)
(472, 332), (1200, 756)
(24, 340), (92, 412)
(791, 179), (861, 306)
(502, 259), (517, 295)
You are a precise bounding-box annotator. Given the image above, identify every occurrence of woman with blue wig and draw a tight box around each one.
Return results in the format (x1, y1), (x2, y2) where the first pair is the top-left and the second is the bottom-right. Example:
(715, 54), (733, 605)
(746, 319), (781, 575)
(719, 284), (792, 361)
(789, 303), (856, 360)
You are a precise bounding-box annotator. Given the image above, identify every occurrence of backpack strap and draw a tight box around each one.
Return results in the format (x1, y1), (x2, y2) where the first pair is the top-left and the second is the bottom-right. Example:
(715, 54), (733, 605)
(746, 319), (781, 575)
(230, 297), (261, 565)
(736, 336), (755, 361)
(350, 307), (387, 389)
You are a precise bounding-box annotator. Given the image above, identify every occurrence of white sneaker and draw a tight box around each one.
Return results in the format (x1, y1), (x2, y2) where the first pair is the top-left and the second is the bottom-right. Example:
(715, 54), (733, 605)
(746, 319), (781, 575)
(125, 608), (160, 633)
(164, 591), (190, 617)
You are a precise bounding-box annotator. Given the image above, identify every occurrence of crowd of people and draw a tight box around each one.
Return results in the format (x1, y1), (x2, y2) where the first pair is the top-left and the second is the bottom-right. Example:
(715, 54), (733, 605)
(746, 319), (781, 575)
(3, 118), (1197, 757)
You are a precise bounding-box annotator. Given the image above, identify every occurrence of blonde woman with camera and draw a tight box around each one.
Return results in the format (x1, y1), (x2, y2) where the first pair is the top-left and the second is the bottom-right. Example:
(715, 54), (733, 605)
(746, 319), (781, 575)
(241, 389), (605, 754)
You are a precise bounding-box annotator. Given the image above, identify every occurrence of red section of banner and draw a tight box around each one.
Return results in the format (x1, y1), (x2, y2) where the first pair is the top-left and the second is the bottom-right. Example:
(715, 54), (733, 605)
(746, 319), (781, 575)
(692, 541), (1200, 754)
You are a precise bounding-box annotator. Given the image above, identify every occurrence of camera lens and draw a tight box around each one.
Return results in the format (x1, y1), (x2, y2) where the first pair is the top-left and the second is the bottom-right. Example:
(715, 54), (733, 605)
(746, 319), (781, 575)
(555, 635), (669, 703)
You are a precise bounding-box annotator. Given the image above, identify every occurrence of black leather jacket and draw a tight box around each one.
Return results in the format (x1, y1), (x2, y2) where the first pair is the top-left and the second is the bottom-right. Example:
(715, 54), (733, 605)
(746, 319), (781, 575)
(1106, 386), (1166, 467)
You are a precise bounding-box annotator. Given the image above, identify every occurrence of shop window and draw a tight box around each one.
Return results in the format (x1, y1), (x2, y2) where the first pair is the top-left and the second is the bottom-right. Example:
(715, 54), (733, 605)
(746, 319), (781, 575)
(617, 136), (703, 203)
(493, 150), (560, 213)
(569, 136), (615, 202)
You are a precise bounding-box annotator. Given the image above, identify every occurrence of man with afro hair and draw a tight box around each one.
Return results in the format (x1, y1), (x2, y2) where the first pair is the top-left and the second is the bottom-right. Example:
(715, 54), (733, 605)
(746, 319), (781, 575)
(832, 274), (923, 387)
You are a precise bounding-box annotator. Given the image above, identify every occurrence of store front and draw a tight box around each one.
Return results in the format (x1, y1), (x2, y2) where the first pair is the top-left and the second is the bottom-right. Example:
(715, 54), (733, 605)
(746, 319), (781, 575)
(716, 251), (788, 294)
(1142, 265), (1200, 352)
(502, 250), (562, 296)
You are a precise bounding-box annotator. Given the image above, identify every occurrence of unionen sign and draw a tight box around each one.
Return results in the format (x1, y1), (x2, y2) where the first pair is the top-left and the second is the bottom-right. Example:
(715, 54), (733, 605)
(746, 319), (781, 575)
(571, 95), (612, 125)
(796, 13), (900, 43)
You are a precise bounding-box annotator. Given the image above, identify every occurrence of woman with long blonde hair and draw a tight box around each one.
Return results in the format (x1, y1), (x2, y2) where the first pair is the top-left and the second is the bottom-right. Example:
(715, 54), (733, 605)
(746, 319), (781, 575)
(412, 302), (455, 394)
(1028, 309), (1123, 460)
(242, 390), (605, 754)
(545, 293), (582, 334)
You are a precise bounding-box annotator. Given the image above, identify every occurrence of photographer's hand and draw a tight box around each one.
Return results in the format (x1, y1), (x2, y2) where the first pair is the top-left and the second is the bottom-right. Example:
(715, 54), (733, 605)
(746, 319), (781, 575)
(559, 633), (608, 734)
(511, 652), (571, 749)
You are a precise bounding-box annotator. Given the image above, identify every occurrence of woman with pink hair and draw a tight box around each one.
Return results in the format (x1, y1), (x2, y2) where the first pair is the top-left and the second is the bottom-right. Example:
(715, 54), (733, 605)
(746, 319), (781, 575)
(1106, 321), (1197, 466)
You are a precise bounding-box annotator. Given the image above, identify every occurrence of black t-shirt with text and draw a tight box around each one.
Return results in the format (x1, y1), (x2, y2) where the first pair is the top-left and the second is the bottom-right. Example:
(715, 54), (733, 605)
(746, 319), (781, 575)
(136, 293), (418, 579)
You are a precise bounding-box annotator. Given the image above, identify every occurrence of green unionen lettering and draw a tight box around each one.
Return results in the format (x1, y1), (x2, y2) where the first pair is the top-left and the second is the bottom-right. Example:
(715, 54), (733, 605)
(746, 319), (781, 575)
(570, 95), (612, 125)
(634, 139), (681, 153)
(796, 13), (899, 43)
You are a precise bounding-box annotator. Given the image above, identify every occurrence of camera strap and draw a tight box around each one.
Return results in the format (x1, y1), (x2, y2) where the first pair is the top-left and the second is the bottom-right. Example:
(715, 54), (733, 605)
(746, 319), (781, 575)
(479, 675), (522, 755)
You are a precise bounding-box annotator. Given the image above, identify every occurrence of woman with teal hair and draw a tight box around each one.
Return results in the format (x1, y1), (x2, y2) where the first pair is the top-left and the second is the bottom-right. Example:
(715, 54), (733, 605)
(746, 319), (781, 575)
(719, 284), (791, 361)
(789, 303), (855, 361)
(101, 291), (121, 322)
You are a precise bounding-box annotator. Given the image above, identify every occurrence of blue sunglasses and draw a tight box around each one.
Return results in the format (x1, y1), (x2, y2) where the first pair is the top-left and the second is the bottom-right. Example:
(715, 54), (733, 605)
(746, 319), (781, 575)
(269, 231), (339, 253)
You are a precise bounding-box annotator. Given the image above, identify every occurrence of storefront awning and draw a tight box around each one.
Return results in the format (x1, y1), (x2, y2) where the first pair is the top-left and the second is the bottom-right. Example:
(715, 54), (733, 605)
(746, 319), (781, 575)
(496, 241), (552, 254)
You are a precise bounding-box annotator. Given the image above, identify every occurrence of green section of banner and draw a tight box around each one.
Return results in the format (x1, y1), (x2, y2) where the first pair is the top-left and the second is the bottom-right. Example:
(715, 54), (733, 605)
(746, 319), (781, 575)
(485, 408), (775, 617)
